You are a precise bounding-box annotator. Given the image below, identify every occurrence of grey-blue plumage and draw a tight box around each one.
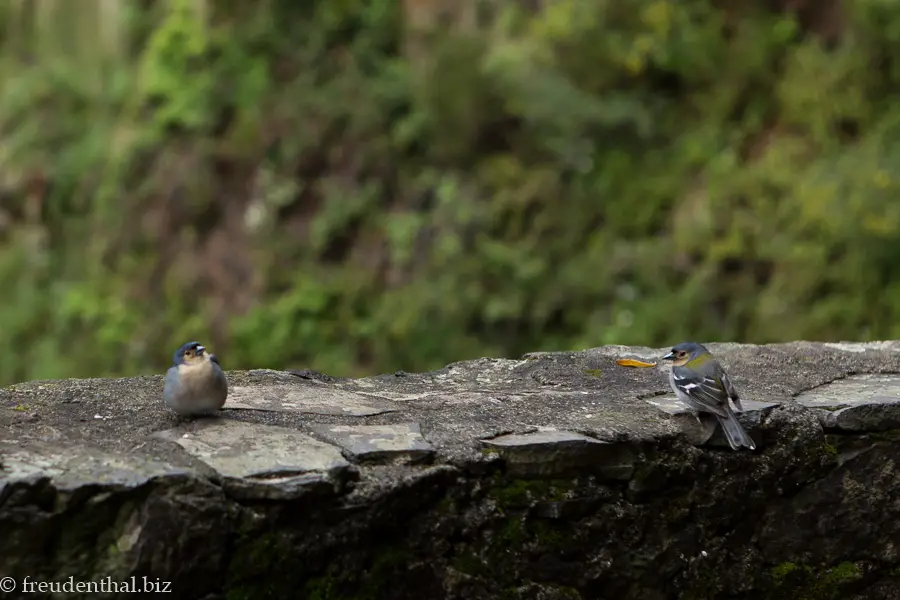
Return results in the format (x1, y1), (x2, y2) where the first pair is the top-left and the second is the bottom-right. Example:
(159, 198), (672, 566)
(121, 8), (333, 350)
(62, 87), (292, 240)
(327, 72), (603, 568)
(163, 341), (228, 416)
(663, 342), (756, 451)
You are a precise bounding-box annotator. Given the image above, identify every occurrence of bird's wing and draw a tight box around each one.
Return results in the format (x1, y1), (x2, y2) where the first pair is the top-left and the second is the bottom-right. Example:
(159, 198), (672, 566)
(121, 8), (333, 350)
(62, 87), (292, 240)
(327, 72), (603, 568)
(163, 366), (182, 403)
(714, 362), (745, 411)
(717, 364), (739, 400)
(671, 365), (730, 417)
(164, 366), (180, 387)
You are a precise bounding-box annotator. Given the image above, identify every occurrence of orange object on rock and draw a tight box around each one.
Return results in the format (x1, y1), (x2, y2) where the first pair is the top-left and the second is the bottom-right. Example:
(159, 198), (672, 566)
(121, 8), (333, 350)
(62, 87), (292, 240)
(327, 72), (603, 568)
(615, 358), (657, 368)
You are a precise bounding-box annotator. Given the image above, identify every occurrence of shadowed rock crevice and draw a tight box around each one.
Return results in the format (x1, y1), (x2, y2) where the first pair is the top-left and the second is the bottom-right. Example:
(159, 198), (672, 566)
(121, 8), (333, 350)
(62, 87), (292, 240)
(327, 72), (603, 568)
(2, 342), (900, 599)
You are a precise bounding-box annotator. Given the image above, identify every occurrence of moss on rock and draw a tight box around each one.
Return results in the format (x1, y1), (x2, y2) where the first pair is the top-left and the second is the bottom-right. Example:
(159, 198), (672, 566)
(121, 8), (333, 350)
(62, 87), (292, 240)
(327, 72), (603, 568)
(488, 477), (574, 510)
(769, 561), (863, 600)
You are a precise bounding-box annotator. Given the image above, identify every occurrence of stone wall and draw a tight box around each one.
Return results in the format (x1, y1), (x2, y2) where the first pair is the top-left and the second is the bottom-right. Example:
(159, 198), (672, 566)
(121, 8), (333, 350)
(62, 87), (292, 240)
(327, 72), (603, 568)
(2, 342), (900, 599)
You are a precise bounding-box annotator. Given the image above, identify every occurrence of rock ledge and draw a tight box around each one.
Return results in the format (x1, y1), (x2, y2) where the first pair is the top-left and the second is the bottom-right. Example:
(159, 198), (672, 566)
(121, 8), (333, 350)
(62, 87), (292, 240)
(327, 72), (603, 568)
(2, 342), (900, 599)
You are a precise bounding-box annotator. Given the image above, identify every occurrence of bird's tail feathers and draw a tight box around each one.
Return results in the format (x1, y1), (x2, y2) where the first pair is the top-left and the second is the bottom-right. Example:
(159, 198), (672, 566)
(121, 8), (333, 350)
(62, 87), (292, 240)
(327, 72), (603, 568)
(716, 406), (756, 450)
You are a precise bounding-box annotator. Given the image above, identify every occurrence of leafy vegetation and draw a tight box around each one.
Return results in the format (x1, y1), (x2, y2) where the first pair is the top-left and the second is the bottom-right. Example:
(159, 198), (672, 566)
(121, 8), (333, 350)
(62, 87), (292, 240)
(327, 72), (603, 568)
(1, 0), (900, 385)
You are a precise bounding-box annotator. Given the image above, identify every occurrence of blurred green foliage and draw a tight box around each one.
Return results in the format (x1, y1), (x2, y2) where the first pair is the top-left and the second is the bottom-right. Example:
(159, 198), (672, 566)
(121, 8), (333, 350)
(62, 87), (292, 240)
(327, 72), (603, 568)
(2, 0), (900, 385)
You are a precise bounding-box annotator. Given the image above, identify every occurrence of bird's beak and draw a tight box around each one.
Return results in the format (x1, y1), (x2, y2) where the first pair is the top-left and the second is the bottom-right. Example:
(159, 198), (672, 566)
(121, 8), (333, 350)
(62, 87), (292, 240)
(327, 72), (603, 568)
(196, 345), (206, 354)
(662, 351), (675, 361)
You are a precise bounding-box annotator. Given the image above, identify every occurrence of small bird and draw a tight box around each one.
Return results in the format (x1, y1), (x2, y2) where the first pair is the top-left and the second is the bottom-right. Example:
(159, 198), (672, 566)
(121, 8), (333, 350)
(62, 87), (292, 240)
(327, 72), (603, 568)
(163, 341), (228, 417)
(662, 342), (756, 451)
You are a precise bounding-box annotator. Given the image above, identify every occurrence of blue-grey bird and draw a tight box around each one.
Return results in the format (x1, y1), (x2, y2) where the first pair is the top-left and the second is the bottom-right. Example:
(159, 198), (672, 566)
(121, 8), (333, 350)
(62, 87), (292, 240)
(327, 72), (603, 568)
(662, 342), (755, 451)
(163, 341), (228, 416)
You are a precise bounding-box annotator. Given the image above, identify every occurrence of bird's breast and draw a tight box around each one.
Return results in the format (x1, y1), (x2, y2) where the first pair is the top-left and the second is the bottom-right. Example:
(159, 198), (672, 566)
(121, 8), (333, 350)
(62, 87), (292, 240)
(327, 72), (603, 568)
(177, 360), (219, 388)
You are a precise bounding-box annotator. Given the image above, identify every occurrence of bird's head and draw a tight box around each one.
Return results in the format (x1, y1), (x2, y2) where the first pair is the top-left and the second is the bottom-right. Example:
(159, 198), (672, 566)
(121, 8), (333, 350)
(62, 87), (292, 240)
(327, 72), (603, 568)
(173, 341), (212, 367)
(662, 342), (711, 367)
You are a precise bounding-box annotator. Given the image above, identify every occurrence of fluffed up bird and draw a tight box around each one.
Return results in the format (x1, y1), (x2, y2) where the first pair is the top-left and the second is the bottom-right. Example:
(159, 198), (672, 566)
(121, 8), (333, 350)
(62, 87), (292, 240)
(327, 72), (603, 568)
(662, 342), (756, 451)
(163, 341), (228, 417)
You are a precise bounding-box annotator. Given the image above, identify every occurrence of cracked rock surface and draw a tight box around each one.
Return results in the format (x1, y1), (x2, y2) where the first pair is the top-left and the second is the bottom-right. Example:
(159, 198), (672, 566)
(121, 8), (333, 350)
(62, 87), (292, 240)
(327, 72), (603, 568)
(2, 342), (900, 599)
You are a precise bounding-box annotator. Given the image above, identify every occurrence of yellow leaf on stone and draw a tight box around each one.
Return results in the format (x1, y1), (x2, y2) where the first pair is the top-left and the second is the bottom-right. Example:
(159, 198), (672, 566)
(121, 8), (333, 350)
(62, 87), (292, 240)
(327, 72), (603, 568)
(615, 358), (657, 368)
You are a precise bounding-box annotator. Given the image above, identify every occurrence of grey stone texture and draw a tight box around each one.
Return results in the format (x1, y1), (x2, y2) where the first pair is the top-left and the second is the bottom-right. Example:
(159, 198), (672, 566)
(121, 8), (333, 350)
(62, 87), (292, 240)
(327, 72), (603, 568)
(2, 342), (900, 599)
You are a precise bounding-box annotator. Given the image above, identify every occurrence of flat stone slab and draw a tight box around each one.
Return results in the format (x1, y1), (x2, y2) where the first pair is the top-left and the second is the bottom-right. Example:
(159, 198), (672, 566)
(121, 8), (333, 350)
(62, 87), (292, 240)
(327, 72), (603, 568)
(481, 430), (636, 479)
(0, 441), (181, 490)
(795, 373), (900, 408)
(309, 423), (434, 464)
(154, 419), (350, 479)
(643, 394), (775, 449)
(482, 430), (600, 448)
(821, 341), (900, 353)
(818, 399), (900, 432)
(645, 395), (780, 415)
(796, 374), (900, 431)
(225, 384), (397, 416)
